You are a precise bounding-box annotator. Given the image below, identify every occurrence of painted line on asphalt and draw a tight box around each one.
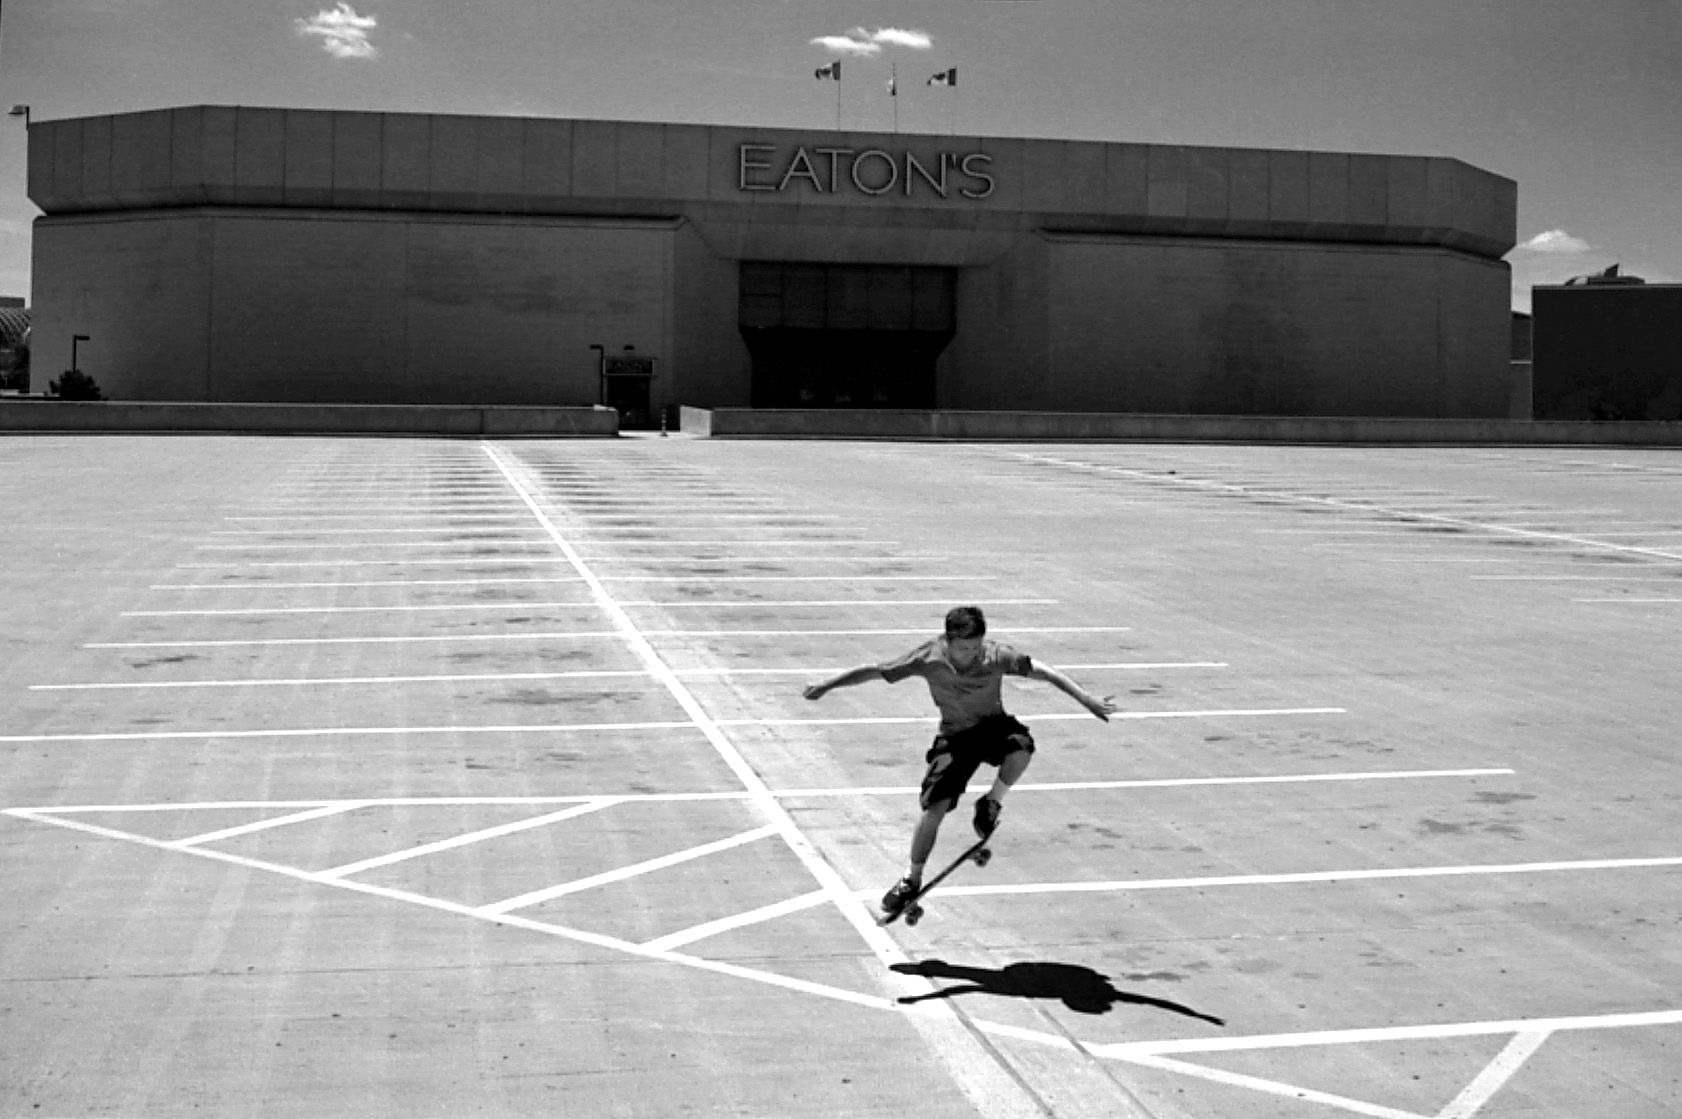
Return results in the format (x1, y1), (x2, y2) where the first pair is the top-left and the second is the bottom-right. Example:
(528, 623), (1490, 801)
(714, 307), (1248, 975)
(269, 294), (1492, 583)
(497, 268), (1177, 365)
(84, 625), (1131, 649)
(0, 708), (1343, 744)
(319, 799), (622, 879)
(118, 598), (1057, 618)
(642, 890), (833, 952)
(473, 825), (782, 916)
(883, 853), (1682, 901)
(1094, 1007), (1682, 1058)
(151, 574), (993, 588)
(2, 768), (1520, 813)
(166, 803), (367, 848)
(31, 661), (1219, 692)
(1574, 597), (1682, 603)
(153, 577), (589, 590)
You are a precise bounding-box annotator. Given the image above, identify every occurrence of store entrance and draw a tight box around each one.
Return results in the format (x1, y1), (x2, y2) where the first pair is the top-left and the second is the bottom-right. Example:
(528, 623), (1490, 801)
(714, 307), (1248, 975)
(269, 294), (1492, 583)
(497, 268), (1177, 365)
(739, 262), (955, 409)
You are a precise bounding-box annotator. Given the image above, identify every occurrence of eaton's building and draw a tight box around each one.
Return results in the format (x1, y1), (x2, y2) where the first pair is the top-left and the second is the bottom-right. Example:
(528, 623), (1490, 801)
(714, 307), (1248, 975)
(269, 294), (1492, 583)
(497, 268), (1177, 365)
(27, 106), (1516, 417)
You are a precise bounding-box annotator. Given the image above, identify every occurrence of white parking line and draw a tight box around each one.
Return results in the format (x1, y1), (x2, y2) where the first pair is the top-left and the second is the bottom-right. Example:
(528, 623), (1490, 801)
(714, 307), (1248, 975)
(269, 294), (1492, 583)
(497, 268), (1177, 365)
(2, 768), (1520, 813)
(167, 803), (367, 848)
(85, 625), (1132, 649)
(31, 662), (1219, 692)
(319, 799), (621, 879)
(893, 853), (1682, 901)
(473, 825), (782, 916)
(118, 598), (1056, 618)
(0, 708), (1343, 744)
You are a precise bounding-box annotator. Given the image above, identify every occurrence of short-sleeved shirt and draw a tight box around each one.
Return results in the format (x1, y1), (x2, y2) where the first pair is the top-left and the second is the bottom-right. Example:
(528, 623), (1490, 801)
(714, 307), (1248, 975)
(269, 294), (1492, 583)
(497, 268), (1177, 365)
(877, 638), (1034, 734)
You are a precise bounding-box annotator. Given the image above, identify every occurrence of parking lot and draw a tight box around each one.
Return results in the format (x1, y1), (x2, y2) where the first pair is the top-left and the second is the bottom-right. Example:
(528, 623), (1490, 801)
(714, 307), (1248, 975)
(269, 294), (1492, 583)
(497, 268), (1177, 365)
(3, 433), (1679, 1118)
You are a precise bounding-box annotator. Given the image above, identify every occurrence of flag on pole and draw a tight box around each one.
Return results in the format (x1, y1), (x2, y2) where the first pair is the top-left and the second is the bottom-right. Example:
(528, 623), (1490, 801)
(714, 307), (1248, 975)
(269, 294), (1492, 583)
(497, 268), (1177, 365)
(887, 75), (897, 96)
(815, 61), (840, 80)
(928, 67), (957, 87)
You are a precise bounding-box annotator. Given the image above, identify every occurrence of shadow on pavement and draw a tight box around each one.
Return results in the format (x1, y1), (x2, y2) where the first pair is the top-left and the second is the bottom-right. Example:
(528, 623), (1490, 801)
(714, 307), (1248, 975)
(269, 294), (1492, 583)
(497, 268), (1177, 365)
(890, 959), (1225, 1026)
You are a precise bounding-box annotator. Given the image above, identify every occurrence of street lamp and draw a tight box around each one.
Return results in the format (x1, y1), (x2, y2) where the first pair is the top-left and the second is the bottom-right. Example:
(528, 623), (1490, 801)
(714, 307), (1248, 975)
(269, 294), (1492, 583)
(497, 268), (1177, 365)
(72, 334), (89, 373)
(8, 105), (28, 128)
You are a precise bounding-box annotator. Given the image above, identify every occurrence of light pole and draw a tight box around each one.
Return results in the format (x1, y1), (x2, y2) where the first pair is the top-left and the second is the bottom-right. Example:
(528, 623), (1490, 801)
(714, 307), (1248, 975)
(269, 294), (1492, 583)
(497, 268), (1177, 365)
(72, 334), (89, 374)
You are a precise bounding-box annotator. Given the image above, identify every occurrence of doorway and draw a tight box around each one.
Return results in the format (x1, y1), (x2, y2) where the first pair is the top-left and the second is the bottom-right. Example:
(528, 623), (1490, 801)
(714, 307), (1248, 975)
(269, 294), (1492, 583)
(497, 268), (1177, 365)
(740, 262), (955, 408)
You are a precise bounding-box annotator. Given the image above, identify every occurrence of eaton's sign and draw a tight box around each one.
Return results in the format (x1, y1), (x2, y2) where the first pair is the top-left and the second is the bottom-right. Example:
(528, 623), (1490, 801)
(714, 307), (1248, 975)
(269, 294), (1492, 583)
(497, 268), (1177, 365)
(738, 144), (995, 200)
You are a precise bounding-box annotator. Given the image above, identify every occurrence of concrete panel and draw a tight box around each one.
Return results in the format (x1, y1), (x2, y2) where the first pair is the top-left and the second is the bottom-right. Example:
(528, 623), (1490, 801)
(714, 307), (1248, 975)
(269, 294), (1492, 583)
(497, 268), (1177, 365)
(109, 110), (173, 207)
(233, 108), (285, 205)
(283, 110), (335, 207)
(670, 221), (746, 409)
(1022, 140), (1071, 213)
(1347, 154), (1389, 240)
(199, 107), (239, 204)
(1422, 158), (1456, 241)
(81, 116), (113, 206)
(662, 125), (711, 203)
(521, 118), (573, 210)
(1385, 156), (1430, 241)
(331, 112), (384, 209)
(1306, 151), (1350, 238)
(209, 214), (407, 402)
(1226, 149), (1271, 236)
(1144, 145), (1190, 233)
(167, 107), (209, 205)
(966, 136), (1024, 216)
(380, 113), (431, 209)
(1185, 147), (1230, 234)
(1267, 150), (1310, 235)
(1438, 253), (1512, 418)
(29, 214), (212, 401)
(1104, 143), (1149, 219)
(402, 218), (671, 405)
(1061, 141), (1109, 215)
(27, 122), (58, 210)
(1446, 160), (1516, 257)
(474, 116), (526, 212)
(571, 121), (619, 199)
(427, 115), (479, 205)
(614, 122), (666, 202)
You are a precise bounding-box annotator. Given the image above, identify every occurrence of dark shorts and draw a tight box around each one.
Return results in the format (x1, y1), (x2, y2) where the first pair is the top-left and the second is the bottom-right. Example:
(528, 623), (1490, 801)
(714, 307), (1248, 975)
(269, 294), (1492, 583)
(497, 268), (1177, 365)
(919, 714), (1036, 812)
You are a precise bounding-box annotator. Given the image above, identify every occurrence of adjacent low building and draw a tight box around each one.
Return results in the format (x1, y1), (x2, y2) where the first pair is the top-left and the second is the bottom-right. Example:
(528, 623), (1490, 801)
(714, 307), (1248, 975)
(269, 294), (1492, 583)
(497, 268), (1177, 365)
(1531, 274), (1682, 422)
(27, 106), (1517, 418)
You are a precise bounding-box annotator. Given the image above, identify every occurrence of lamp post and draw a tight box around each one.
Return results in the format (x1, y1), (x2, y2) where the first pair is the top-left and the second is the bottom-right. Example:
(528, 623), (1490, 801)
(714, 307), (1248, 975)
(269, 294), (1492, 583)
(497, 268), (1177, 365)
(7, 105), (28, 128)
(72, 334), (89, 373)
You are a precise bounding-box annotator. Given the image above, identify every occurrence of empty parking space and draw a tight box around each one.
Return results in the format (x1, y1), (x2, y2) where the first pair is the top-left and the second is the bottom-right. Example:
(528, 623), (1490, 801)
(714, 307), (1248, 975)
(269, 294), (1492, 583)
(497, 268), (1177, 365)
(3, 435), (1678, 1118)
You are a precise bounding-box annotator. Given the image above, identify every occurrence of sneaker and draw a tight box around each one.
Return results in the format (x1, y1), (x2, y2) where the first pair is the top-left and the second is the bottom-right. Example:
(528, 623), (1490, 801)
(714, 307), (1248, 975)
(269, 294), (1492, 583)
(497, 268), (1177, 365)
(973, 795), (1002, 839)
(880, 875), (920, 914)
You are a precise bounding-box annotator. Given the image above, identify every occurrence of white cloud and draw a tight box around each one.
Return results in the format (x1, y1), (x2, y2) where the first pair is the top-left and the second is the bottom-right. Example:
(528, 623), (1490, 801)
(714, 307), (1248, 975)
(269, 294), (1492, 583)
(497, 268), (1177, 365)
(296, 3), (379, 60)
(1517, 229), (1591, 254)
(811, 26), (934, 57)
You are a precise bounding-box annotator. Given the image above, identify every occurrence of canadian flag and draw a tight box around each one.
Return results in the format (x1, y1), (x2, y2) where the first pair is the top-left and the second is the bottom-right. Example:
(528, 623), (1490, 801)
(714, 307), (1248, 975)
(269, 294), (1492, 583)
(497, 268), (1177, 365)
(814, 61), (841, 80)
(927, 67), (956, 87)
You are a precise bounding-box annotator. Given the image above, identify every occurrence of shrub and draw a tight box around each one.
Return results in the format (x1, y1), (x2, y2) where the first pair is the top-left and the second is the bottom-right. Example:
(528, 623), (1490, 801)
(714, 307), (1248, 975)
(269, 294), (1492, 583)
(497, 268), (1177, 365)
(49, 369), (105, 400)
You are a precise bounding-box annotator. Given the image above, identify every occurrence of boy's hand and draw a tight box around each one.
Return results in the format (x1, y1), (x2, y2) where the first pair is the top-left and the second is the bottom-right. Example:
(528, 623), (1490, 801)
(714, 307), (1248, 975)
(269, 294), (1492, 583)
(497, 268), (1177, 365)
(802, 683), (828, 701)
(1086, 694), (1118, 721)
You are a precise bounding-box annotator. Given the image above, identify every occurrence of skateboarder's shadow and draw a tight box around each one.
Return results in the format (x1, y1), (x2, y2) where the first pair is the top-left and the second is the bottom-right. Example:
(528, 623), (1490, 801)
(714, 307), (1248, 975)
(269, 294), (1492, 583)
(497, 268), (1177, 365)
(891, 959), (1224, 1025)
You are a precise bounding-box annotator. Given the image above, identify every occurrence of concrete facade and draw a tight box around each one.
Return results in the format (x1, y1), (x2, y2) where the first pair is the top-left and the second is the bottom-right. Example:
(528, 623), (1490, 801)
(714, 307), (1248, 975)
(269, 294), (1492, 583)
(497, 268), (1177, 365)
(28, 106), (1517, 416)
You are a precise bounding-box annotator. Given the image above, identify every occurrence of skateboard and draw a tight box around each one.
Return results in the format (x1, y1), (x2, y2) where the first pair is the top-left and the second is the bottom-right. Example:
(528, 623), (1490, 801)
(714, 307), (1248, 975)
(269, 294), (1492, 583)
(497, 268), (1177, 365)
(877, 836), (993, 927)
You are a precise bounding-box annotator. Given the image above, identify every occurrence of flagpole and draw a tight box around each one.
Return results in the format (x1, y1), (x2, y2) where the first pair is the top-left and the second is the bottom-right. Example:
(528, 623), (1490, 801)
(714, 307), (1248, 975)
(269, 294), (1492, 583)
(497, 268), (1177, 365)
(836, 76), (842, 131)
(892, 63), (899, 135)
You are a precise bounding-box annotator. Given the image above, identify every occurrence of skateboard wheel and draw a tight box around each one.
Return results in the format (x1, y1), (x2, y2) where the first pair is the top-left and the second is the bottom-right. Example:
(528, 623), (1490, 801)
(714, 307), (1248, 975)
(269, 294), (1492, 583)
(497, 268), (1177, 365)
(906, 905), (923, 926)
(974, 847), (992, 868)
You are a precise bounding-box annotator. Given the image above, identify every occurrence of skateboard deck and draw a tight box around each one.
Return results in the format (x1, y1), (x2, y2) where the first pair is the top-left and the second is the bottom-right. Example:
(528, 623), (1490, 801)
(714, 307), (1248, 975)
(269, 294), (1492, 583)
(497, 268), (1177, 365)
(877, 836), (993, 927)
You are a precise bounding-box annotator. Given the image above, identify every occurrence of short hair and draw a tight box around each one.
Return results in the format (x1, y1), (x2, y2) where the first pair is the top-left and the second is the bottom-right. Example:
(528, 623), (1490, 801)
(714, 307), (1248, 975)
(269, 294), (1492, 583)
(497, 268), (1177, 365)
(944, 605), (987, 640)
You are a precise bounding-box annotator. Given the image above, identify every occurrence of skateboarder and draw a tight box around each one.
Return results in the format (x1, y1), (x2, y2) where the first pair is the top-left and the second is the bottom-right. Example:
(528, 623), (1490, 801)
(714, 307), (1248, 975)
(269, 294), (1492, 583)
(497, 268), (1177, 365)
(803, 605), (1117, 917)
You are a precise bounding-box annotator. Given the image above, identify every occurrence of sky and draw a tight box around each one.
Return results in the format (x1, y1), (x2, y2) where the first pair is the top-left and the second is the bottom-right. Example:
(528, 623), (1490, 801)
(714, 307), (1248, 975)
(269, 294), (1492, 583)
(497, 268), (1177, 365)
(0, 0), (1677, 312)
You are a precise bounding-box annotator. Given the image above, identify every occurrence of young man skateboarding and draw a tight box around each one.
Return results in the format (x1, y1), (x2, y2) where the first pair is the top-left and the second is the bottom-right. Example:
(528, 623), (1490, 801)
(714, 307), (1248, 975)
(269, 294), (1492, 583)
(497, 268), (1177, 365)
(803, 605), (1117, 917)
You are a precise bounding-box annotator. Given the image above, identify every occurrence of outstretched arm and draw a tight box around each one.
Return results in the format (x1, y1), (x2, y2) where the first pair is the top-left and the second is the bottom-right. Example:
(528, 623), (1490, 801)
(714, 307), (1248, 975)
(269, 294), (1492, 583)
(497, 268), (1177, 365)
(1028, 661), (1118, 721)
(803, 664), (885, 701)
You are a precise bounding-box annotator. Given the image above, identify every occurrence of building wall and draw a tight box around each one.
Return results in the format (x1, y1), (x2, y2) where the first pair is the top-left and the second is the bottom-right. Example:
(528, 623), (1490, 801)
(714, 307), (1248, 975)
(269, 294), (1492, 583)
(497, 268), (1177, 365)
(34, 209), (675, 405)
(1532, 285), (1682, 421)
(28, 106), (1521, 417)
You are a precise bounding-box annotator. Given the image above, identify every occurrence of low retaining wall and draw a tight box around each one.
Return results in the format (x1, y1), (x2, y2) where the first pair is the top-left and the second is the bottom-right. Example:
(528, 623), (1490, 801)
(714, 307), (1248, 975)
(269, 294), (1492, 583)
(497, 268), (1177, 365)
(681, 407), (1682, 446)
(0, 400), (619, 437)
